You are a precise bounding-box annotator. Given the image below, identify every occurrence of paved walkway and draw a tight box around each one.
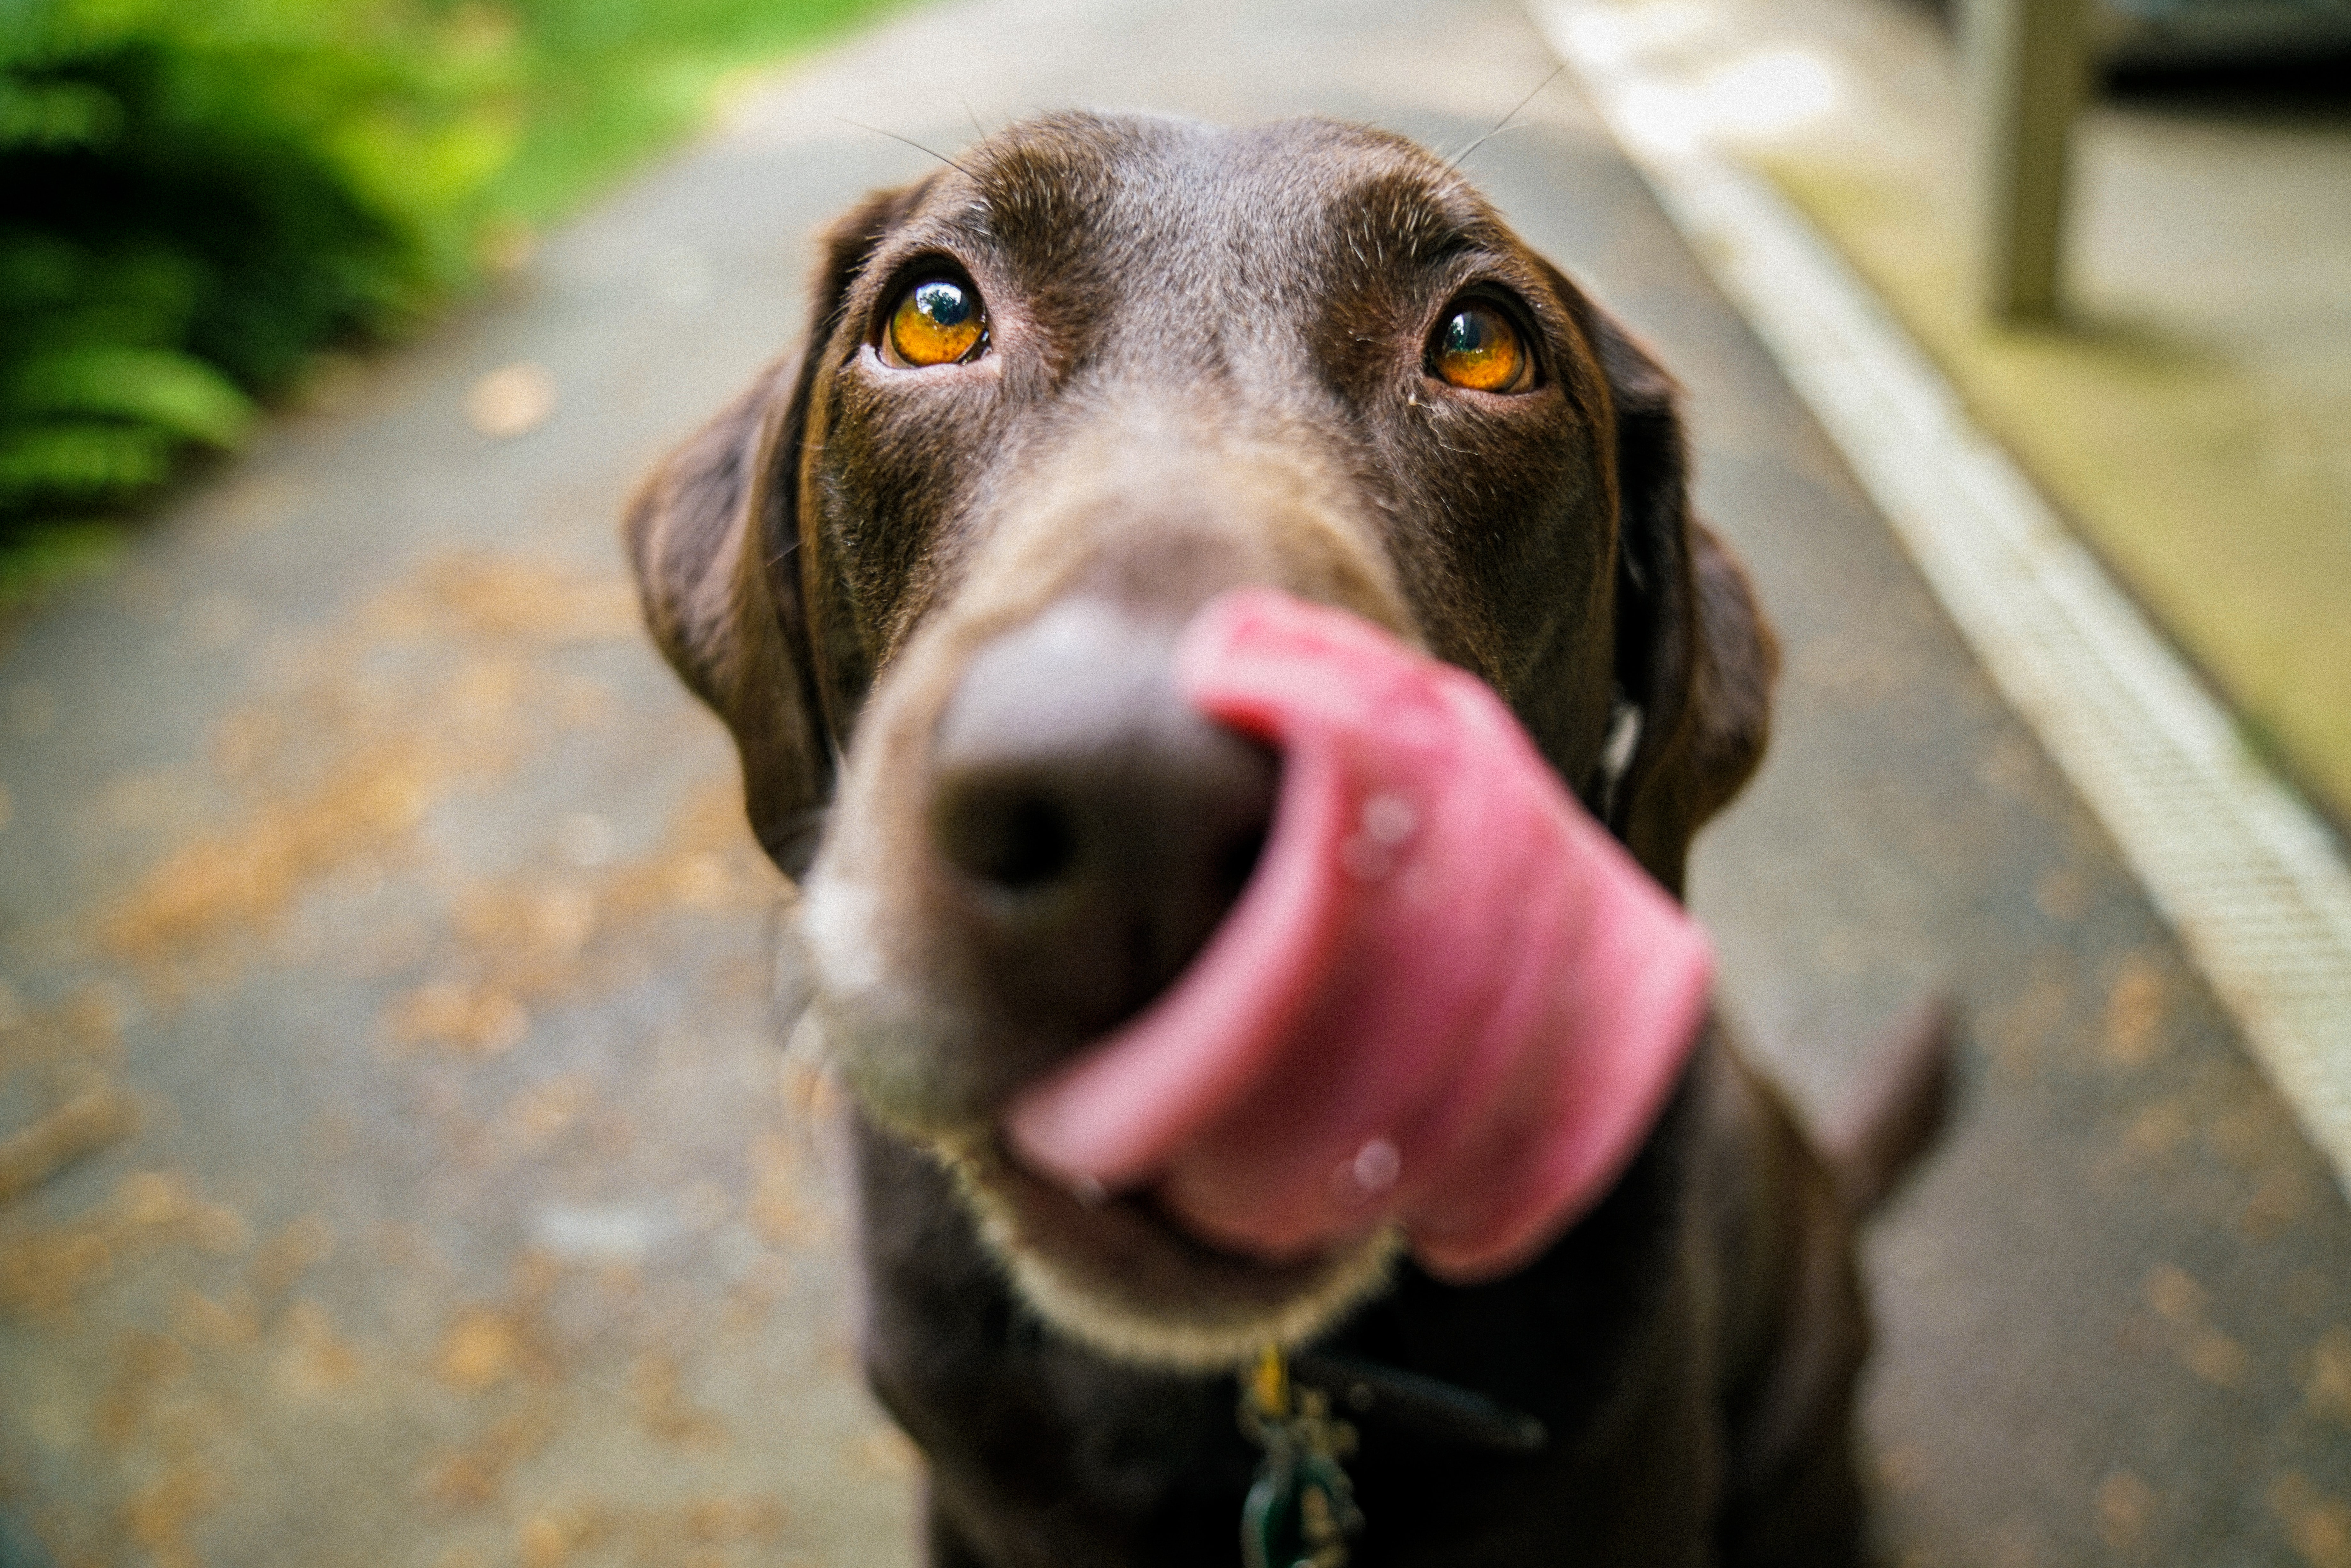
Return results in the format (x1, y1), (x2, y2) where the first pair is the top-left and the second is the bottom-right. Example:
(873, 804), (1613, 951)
(0, 0), (2345, 1565)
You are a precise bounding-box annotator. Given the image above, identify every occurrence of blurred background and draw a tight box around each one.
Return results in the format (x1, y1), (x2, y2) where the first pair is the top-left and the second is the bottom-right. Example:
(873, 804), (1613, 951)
(0, 0), (909, 591)
(1, 0), (2346, 1563)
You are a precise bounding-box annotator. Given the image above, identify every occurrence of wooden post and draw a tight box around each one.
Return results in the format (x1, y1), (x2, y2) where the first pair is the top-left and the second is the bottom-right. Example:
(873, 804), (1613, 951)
(1965, 0), (2090, 321)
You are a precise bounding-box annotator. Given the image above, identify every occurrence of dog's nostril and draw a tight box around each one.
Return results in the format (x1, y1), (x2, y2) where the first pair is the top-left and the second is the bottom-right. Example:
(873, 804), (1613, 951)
(1216, 824), (1268, 904)
(938, 781), (1081, 893)
(989, 793), (1079, 890)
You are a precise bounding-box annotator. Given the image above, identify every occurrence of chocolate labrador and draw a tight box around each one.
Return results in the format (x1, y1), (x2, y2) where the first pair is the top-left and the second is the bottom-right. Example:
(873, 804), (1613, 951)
(625, 111), (1948, 1568)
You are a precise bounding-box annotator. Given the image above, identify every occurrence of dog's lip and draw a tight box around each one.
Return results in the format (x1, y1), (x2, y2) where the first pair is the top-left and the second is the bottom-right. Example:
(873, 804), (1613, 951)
(949, 1128), (1374, 1284)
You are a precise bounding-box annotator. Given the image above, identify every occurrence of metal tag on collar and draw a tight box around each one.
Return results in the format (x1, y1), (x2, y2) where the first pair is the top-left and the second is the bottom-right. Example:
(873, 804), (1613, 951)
(1240, 1346), (1363, 1568)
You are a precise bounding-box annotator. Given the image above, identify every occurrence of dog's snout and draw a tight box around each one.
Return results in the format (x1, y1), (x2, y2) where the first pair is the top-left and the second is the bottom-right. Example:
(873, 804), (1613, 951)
(930, 601), (1277, 1041)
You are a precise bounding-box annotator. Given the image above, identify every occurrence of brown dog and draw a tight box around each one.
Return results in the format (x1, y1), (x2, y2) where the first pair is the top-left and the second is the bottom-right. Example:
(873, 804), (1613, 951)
(627, 111), (1946, 1568)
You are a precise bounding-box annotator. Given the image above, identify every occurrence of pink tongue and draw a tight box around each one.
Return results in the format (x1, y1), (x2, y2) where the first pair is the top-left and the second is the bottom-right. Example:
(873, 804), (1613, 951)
(1004, 588), (1712, 1283)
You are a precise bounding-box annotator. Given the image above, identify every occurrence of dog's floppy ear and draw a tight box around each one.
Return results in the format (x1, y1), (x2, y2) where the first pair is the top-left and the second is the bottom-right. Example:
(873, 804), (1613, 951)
(624, 182), (929, 877)
(1576, 298), (1778, 899)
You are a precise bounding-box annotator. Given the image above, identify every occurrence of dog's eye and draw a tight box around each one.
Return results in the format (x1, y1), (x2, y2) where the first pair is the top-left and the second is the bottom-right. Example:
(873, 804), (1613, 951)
(1430, 304), (1528, 393)
(887, 279), (986, 367)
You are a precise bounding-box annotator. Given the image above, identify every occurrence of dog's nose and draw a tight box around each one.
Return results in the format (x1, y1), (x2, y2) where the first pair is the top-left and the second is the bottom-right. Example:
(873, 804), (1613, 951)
(930, 600), (1278, 1041)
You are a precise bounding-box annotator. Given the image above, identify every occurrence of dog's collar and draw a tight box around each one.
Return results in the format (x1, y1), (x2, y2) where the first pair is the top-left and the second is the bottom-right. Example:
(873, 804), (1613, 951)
(1290, 1351), (1548, 1454)
(1237, 1347), (1546, 1568)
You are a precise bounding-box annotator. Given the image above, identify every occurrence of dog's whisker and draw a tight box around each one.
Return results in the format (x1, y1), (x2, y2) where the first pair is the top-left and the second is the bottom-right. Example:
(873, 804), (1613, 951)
(1443, 63), (1566, 175)
(837, 117), (980, 181)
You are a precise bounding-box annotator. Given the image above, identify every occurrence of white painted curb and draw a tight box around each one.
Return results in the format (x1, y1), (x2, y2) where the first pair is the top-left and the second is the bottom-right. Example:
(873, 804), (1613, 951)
(1532, 0), (2351, 1192)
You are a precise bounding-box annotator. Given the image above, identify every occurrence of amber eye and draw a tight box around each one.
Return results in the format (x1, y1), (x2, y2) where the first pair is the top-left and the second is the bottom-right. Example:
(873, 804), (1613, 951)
(1430, 304), (1528, 393)
(887, 278), (985, 367)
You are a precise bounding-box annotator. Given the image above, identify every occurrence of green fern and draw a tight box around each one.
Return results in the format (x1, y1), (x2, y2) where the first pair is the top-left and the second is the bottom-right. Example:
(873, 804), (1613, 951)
(0, 423), (177, 508)
(6, 346), (256, 447)
(0, 0), (905, 563)
(0, 1), (446, 544)
(0, 71), (122, 149)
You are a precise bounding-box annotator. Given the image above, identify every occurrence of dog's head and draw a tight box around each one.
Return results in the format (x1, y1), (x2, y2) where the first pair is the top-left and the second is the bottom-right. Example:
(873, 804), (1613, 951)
(627, 112), (1774, 1367)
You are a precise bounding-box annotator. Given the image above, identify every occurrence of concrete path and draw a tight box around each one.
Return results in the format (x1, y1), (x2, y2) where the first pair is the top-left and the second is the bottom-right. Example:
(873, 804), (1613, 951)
(0, 0), (2344, 1565)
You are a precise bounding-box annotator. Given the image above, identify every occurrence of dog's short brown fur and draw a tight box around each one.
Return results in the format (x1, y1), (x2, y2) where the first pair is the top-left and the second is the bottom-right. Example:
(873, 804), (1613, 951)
(628, 112), (1945, 1567)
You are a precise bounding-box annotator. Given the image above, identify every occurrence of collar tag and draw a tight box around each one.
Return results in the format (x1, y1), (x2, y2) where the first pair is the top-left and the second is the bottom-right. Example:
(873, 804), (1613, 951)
(1240, 1346), (1363, 1568)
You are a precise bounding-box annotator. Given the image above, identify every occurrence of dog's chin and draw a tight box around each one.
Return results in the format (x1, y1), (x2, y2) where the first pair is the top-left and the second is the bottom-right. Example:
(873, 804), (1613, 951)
(918, 1132), (1400, 1373)
(797, 942), (1400, 1368)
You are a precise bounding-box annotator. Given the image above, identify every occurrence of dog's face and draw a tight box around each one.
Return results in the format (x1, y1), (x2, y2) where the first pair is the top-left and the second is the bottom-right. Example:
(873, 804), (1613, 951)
(628, 113), (1773, 1367)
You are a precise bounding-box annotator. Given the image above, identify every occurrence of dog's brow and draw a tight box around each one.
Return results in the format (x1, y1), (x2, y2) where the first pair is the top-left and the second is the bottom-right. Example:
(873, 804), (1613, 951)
(963, 138), (1114, 248)
(1330, 170), (1487, 271)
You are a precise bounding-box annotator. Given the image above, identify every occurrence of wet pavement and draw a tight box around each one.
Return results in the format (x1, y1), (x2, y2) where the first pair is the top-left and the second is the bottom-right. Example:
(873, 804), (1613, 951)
(1, 0), (2346, 1564)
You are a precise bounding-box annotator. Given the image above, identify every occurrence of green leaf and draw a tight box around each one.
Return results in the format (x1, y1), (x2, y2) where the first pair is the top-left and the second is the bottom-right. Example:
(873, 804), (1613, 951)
(0, 75), (125, 149)
(6, 345), (256, 446)
(0, 420), (176, 506)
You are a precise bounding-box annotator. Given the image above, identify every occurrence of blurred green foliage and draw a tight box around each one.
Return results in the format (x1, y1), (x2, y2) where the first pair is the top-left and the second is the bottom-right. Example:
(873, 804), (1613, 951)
(0, 0), (898, 564)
